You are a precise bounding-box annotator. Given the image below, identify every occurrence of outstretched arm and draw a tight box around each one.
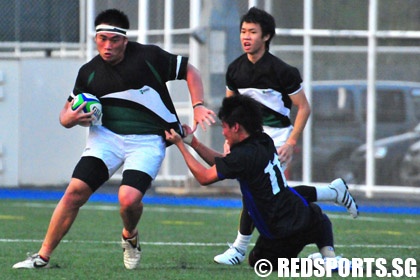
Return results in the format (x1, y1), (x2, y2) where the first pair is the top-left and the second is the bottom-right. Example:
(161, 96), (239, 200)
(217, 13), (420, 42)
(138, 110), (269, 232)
(165, 128), (220, 185)
(181, 124), (224, 166)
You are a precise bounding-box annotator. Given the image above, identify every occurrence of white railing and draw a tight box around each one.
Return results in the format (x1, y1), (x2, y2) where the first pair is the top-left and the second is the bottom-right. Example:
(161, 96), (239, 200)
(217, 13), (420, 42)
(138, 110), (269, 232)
(1, 0), (419, 197)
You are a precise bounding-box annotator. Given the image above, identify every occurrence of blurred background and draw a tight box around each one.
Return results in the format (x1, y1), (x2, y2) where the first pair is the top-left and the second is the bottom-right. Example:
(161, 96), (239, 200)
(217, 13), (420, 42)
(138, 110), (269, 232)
(0, 0), (419, 200)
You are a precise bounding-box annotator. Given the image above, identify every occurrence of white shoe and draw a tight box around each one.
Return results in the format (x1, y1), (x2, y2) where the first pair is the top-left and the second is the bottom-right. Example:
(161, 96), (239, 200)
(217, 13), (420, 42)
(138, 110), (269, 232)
(12, 253), (50, 269)
(329, 178), (359, 218)
(121, 233), (141, 269)
(214, 243), (245, 265)
(307, 252), (323, 260)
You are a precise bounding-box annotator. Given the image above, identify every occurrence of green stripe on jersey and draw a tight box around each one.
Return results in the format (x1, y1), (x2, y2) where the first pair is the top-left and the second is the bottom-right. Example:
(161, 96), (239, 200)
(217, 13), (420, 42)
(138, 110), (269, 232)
(102, 106), (166, 135)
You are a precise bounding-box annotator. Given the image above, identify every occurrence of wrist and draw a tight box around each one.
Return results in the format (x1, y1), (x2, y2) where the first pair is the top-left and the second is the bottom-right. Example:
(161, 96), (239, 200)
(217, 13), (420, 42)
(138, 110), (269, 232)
(183, 133), (194, 145)
(192, 101), (204, 109)
(191, 137), (200, 149)
(285, 142), (295, 148)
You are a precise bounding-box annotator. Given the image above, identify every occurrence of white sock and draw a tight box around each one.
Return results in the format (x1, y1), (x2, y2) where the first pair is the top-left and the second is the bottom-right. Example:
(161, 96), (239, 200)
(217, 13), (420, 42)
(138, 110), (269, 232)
(232, 231), (252, 254)
(316, 185), (337, 201)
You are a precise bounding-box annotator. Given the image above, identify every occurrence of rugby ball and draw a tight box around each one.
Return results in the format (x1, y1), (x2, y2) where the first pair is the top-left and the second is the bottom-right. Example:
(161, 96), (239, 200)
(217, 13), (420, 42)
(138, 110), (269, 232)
(71, 93), (102, 125)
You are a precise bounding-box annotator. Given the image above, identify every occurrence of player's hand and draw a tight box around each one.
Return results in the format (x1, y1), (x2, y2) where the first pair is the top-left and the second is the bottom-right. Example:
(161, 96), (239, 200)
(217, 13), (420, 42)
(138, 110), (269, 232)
(73, 101), (94, 127)
(223, 140), (231, 155)
(192, 105), (216, 132)
(61, 101), (94, 128)
(165, 128), (183, 145)
(182, 124), (194, 145)
(277, 143), (294, 169)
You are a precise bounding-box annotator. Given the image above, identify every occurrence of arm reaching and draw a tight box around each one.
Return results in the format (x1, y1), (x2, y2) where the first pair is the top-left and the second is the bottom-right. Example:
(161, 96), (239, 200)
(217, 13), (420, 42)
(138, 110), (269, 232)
(165, 128), (220, 185)
(180, 124), (224, 166)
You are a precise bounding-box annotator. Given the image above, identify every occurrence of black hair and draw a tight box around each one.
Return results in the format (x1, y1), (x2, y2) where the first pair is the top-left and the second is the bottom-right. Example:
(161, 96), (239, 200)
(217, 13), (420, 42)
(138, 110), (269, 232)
(240, 7), (276, 50)
(218, 95), (263, 136)
(95, 9), (130, 29)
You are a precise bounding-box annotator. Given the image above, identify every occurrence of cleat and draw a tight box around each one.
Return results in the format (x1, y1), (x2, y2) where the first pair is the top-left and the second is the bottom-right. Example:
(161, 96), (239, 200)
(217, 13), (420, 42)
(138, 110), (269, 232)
(329, 178), (359, 218)
(307, 252), (323, 260)
(121, 233), (141, 269)
(214, 243), (245, 265)
(12, 253), (50, 269)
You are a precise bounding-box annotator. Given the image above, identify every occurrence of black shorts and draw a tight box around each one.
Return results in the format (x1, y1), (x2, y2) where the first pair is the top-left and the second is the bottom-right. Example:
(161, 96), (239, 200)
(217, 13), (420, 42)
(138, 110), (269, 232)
(72, 156), (152, 194)
(248, 204), (333, 268)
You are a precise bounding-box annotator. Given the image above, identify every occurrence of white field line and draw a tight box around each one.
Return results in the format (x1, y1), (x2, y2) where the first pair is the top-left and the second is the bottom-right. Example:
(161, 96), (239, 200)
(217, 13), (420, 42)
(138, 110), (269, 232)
(2, 203), (419, 250)
(0, 239), (419, 250)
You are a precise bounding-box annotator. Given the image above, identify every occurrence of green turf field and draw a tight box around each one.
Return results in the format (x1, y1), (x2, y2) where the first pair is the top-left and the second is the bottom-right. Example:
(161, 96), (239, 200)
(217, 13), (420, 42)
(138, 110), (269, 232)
(1, 199), (419, 279)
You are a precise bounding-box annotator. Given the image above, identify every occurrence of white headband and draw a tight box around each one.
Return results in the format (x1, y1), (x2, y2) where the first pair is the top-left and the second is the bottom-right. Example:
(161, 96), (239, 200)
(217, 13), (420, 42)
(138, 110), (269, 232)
(95, 24), (127, 37)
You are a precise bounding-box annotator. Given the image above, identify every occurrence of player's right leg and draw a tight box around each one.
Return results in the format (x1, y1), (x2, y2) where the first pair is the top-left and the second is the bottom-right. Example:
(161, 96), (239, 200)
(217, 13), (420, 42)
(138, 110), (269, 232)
(13, 154), (110, 269)
(13, 178), (94, 268)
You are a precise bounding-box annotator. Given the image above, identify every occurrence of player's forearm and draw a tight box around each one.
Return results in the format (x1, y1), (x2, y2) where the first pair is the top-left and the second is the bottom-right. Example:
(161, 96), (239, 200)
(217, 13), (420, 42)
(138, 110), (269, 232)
(287, 102), (311, 146)
(177, 142), (216, 185)
(190, 137), (223, 166)
(59, 102), (78, 128)
(186, 64), (204, 105)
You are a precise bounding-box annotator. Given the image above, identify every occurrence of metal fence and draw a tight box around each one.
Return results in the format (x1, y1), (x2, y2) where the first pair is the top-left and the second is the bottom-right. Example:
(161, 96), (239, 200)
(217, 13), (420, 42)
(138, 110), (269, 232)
(1, 0), (420, 196)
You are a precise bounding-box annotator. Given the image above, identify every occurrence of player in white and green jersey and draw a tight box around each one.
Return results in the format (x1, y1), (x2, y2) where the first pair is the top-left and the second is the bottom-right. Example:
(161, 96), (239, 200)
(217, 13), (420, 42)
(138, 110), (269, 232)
(13, 8), (216, 270)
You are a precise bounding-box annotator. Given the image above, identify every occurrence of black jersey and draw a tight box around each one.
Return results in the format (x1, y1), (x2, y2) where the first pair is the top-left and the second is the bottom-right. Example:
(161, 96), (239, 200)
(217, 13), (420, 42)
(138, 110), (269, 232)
(72, 41), (188, 137)
(226, 51), (303, 128)
(215, 132), (316, 239)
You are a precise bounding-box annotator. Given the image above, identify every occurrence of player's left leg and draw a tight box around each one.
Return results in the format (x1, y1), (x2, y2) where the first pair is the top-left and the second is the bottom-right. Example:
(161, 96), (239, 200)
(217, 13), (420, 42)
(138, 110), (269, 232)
(119, 134), (165, 269)
(214, 204), (253, 265)
(119, 173), (149, 270)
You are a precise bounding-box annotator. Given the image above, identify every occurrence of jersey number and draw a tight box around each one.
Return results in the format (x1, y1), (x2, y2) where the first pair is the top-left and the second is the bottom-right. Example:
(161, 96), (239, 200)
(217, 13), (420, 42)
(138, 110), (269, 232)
(264, 153), (287, 195)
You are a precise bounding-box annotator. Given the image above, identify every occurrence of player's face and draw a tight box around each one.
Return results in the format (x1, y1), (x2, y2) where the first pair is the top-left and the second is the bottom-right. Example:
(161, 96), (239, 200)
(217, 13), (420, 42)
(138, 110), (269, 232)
(221, 122), (239, 146)
(240, 22), (270, 58)
(95, 33), (128, 65)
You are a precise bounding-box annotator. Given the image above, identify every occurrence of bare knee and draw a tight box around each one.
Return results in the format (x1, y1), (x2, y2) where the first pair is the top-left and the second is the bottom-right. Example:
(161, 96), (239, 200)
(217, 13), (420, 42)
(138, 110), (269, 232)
(118, 185), (143, 210)
(61, 179), (92, 209)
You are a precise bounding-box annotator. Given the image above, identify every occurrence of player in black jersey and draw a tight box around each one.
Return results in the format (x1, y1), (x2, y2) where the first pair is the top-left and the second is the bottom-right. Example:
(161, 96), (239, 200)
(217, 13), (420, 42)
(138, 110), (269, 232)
(165, 95), (345, 268)
(215, 7), (358, 265)
(13, 9), (216, 270)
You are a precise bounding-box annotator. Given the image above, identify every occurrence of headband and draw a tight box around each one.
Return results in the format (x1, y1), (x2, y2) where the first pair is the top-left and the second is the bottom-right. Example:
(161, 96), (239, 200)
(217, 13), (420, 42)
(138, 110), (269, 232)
(95, 24), (127, 37)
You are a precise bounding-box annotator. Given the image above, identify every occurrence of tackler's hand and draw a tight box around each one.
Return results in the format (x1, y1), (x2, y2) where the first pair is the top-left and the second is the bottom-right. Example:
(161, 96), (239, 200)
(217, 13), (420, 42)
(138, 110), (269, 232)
(165, 128), (183, 145)
(182, 124), (194, 145)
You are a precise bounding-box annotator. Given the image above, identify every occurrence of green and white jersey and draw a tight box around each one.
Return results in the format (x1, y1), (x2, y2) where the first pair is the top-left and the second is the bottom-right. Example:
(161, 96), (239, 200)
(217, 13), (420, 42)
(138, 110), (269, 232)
(71, 41), (188, 137)
(226, 51), (303, 128)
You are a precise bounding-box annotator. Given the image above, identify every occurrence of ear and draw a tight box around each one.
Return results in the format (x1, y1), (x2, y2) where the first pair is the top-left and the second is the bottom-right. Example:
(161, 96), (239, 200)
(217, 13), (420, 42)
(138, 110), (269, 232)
(233, 123), (241, 132)
(263, 34), (271, 42)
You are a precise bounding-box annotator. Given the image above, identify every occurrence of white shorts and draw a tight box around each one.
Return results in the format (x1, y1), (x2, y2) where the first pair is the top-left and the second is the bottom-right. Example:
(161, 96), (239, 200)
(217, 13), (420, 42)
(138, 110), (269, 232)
(82, 125), (166, 179)
(263, 125), (293, 149)
(263, 125), (294, 170)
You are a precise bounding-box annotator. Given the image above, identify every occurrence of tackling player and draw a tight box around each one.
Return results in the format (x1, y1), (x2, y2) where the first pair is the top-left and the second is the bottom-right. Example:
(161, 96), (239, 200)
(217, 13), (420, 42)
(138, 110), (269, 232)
(165, 95), (347, 269)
